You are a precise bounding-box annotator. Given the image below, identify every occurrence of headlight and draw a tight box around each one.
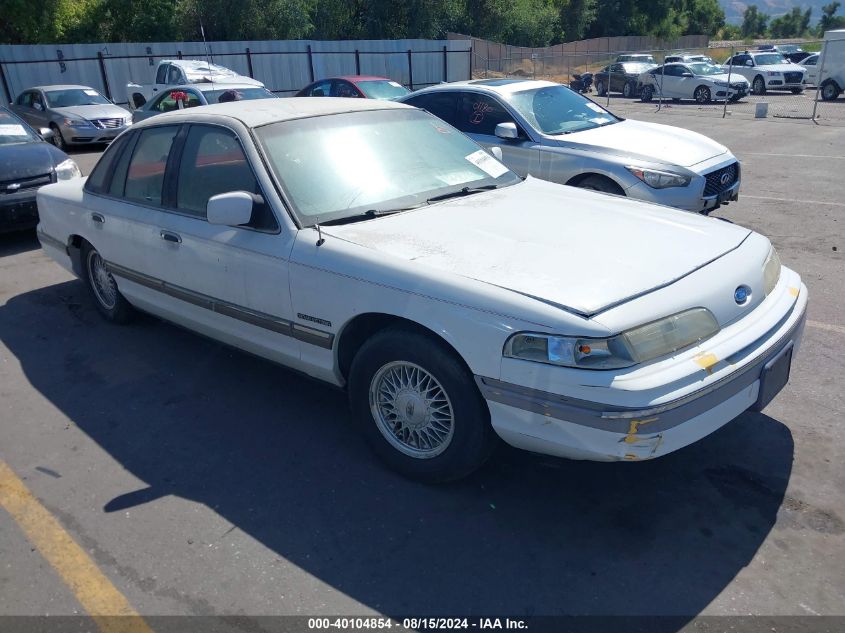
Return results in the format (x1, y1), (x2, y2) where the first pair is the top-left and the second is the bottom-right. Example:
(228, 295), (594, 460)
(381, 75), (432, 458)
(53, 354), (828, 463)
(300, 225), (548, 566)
(626, 166), (691, 189)
(62, 117), (93, 128)
(766, 71), (782, 77)
(55, 158), (82, 180)
(763, 246), (782, 295)
(504, 308), (720, 370)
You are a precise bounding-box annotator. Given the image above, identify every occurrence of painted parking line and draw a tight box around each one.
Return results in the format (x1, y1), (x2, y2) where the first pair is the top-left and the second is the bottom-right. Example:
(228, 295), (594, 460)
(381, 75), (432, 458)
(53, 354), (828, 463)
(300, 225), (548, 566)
(743, 194), (845, 208)
(0, 459), (154, 633)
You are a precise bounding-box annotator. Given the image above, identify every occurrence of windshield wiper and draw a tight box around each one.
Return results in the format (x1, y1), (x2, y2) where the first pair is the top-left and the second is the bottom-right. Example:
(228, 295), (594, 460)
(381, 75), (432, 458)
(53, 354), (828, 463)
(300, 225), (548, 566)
(318, 208), (408, 227)
(426, 184), (499, 204)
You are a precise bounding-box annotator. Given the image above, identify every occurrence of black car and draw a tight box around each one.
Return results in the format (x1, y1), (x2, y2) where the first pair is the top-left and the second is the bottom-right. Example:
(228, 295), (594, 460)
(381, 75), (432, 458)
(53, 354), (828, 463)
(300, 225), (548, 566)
(0, 106), (79, 233)
(757, 44), (810, 64)
(594, 62), (657, 98)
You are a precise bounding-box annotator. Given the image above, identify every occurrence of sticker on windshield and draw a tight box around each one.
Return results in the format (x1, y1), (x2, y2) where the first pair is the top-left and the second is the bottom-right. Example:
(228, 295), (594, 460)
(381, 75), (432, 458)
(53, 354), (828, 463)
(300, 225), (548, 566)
(388, 81), (403, 88)
(590, 116), (612, 124)
(84, 89), (99, 96)
(586, 102), (605, 113)
(0, 124), (28, 136)
(465, 149), (509, 178)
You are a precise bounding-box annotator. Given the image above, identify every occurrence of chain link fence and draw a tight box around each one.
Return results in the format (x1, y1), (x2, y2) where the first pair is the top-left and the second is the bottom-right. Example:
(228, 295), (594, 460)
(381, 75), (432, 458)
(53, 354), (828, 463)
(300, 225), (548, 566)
(473, 39), (845, 125)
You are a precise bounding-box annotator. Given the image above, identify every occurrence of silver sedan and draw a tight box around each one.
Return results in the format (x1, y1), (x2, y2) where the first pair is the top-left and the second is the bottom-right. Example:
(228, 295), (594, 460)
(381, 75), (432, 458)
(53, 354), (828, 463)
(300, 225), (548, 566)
(10, 85), (132, 151)
(400, 79), (740, 213)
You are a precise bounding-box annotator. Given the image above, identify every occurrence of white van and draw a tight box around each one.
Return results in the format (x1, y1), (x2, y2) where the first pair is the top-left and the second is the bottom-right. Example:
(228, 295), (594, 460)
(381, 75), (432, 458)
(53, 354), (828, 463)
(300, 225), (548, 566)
(812, 29), (845, 100)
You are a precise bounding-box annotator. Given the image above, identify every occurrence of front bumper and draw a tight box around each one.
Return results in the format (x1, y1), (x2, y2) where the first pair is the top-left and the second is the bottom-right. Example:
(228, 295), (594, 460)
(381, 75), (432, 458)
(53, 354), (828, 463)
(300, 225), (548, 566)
(625, 159), (741, 214)
(476, 282), (807, 462)
(61, 123), (129, 145)
(0, 193), (39, 233)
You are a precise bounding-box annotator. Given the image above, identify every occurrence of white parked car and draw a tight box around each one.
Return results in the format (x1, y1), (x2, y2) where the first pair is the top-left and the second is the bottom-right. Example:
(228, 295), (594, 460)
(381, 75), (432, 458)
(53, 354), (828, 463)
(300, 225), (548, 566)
(638, 62), (750, 103)
(400, 79), (740, 213)
(721, 51), (806, 95)
(36, 99), (807, 482)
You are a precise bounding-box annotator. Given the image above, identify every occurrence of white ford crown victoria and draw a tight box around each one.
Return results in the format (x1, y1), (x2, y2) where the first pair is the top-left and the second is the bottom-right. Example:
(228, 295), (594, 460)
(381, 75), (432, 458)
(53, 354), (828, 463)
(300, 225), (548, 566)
(36, 99), (807, 482)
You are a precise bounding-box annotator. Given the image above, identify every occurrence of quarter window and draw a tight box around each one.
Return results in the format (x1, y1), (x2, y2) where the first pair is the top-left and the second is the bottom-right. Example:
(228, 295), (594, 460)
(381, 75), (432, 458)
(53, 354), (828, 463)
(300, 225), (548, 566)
(123, 126), (179, 206)
(85, 133), (131, 194)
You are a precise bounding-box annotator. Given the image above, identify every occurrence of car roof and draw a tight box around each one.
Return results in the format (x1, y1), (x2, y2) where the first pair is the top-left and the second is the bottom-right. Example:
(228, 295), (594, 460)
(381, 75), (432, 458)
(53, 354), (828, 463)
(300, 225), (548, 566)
(163, 83), (269, 93)
(335, 75), (392, 82)
(411, 78), (557, 96)
(27, 85), (99, 92)
(134, 97), (412, 129)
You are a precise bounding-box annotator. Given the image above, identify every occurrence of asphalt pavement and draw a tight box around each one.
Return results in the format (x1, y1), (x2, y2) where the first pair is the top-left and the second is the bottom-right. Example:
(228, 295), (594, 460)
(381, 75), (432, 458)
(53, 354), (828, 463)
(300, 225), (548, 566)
(0, 113), (843, 628)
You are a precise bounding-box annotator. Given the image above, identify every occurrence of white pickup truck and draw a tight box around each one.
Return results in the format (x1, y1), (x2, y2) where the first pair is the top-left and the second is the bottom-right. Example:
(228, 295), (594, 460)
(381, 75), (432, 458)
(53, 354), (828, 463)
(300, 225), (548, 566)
(126, 59), (264, 109)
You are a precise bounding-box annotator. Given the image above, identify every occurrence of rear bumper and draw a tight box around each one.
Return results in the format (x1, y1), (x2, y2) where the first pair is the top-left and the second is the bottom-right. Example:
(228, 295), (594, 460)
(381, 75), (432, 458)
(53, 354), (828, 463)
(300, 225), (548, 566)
(477, 284), (807, 462)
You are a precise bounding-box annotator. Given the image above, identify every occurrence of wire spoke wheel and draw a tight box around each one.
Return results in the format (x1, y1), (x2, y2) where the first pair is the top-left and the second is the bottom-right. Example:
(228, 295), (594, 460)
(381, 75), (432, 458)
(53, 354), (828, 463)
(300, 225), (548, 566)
(87, 249), (117, 310)
(369, 361), (455, 459)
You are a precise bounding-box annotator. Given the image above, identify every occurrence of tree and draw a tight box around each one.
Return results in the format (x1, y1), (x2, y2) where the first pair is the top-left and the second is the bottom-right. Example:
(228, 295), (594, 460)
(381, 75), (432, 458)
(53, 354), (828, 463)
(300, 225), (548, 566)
(740, 4), (768, 38)
(769, 7), (812, 38)
(819, 2), (845, 35)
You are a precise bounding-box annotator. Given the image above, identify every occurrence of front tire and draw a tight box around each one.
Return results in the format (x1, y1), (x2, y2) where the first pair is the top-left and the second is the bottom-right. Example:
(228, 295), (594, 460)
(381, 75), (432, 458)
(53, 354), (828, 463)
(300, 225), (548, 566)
(50, 124), (67, 151)
(752, 75), (766, 95)
(595, 80), (606, 97)
(82, 242), (134, 323)
(694, 86), (711, 103)
(348, 327), (496, 482)
(790, 87), (804, 94)
(623, 81), (634, 98)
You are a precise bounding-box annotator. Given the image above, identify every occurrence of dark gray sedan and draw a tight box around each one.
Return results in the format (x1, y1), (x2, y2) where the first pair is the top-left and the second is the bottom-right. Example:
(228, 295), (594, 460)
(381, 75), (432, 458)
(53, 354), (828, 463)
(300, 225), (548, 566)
(10, 85), (131, 151)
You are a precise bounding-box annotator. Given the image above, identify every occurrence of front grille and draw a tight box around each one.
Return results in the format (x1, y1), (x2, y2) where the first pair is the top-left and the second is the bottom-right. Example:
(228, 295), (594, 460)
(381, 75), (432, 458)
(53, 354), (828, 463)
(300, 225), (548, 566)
(704, 162), (738, 197)
(730, 83), (746, 91)
(784, 72), (802, 84)
(92, 118), (124, 129)
(0, 173), (53, 195)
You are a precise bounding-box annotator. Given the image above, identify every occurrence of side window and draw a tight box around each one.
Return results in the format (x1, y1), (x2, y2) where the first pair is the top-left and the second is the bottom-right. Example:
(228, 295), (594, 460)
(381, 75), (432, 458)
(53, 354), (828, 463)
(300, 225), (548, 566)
(156, 64), (169, 84)
(404, 92), (459, 126)
(309, 80), (331, 97)
(804, 56), (816, 66)
(155, 90), (201, 112)
(85, 133), (131, 194)
(167, 65), (183, 85)
(332, 81), (359, 98)
(123, 126), (179, 206)
(16, 92), (31, 106)
(456, 93), (517, 136)
(175, 125), (276, 230)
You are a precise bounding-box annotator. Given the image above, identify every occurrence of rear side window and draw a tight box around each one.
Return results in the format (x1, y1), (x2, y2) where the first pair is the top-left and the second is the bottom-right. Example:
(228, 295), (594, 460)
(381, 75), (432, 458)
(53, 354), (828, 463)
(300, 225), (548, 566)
(84, 133), (131, 194)
(176, 125), (276, 230)
(404, 92), (460, 126)
(123, 126), (179, 206)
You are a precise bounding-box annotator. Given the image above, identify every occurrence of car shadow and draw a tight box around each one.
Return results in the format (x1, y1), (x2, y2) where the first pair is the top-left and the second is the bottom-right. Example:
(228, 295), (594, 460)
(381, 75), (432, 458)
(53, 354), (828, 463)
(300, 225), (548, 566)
(0, 229), (39, 257)
(0, 280), (797, 621)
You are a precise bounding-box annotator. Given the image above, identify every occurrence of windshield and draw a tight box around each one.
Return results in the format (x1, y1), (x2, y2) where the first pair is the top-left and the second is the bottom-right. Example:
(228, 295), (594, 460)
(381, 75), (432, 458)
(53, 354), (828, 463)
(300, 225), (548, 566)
(688, 63), (723, 76)
(45, 88), (111, 107)
(0, 110), (39, 145)
(256, 109), (520, 226)
(506, 85), (618, 135)
(779, 45), (802, 53)
(204, 87), (277, 103)
(356, 80), (410, 100)
(619, 55), (654, 63)
(621, 63), (655, 73)
(754, 53), (789, 65)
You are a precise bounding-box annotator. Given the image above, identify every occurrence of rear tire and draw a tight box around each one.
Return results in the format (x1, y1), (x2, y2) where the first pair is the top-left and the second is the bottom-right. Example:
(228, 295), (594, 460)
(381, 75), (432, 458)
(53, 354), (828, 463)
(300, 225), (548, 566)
(821, 80), (841, 101)
(82, 242), (134, 324)
(641, 85), (654, 102)
(790, 87), (804, 94)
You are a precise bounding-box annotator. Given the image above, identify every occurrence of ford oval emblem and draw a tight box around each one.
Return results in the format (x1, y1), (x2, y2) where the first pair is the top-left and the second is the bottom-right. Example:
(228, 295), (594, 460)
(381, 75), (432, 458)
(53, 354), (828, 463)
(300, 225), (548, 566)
(720, 172), (732, 186)
(734, 286), (749, 304)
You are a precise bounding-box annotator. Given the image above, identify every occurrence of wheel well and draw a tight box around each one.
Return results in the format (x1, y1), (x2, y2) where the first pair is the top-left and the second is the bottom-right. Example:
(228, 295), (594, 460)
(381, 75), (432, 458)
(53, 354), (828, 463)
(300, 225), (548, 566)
(565, 173), (624, 194)
(68, 235), (85, 277)
(336, 313), (470, 382)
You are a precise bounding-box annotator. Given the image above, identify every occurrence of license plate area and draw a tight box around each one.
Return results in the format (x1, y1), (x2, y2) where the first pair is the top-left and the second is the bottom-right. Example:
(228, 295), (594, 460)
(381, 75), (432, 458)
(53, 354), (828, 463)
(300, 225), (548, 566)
(752, 342), (793, 411)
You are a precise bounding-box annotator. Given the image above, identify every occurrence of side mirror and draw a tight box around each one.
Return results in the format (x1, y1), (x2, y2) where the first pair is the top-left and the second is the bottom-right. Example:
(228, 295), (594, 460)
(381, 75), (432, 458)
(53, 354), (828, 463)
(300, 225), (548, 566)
(207, 191), (255, 226)
(682, 72), (694, 78)
(490, 146), (503, 160)
(39, 127), (54, 140)
(745, 60), (753, 66)
(33, 102), (43, 111)
(495, 122), (519, 140)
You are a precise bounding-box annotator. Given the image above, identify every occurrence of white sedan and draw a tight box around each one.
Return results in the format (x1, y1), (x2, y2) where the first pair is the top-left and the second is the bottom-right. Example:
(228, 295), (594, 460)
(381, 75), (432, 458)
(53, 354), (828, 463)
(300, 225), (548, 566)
(639, 62), (750, 103)
(36, 99), (807, 482)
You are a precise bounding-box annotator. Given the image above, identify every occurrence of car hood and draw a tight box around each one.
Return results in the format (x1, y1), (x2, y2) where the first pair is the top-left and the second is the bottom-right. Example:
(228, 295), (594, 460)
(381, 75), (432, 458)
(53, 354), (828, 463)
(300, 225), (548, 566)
(52, 104), (129, 120)
(322, 177), (751, 316)
(0, 141), (64, 181)
(703, 73), (749, 83)
(553, 119), (728, 168)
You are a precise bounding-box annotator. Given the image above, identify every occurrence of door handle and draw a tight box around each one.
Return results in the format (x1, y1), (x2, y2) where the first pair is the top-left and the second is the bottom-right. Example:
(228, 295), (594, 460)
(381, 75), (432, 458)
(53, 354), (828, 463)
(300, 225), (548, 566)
(160, 231), (182, 244)
(91, 213), (105, 224)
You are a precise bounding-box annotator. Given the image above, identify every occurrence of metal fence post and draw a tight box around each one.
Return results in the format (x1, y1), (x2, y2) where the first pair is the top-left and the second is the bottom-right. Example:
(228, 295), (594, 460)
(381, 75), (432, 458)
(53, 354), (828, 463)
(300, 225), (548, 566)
(97, 51), (111, 101)
(407, 49), (413, 90)
(443, 45), (448, 82)
(245, 47), (254, 78)
(605, 39), (612, 108)
(723, 45), (733, 119)
(306, 44), (314, 83)
(657, 54), (665, 111)
(0, 61), (11, 104)
(355, 49), (360, 75)
(177, 50), (183, 60)
(812, 41), (829, 123)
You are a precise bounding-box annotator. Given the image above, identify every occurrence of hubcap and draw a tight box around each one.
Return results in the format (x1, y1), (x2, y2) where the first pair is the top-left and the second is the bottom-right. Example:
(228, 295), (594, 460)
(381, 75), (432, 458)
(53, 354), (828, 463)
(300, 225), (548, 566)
(87, 250), (117, 310)
(369, 361), (455, 459)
